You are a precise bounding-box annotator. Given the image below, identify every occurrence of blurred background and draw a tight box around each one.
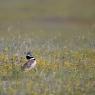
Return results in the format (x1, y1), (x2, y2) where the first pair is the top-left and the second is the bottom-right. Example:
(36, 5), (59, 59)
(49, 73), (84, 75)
(0, 0), (95, 54)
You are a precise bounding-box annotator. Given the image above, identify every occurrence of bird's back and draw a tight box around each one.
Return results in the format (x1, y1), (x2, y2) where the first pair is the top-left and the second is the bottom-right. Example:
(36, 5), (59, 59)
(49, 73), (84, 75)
(21, 59), (36, 71)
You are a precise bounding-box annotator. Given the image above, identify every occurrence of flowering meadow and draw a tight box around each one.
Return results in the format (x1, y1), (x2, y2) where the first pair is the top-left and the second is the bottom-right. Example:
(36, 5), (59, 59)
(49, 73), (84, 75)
(0, 0), (95, 95)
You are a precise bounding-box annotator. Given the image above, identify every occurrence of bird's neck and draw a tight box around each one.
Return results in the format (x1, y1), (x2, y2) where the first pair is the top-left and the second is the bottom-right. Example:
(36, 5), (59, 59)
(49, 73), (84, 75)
(30, 57), (35, 60)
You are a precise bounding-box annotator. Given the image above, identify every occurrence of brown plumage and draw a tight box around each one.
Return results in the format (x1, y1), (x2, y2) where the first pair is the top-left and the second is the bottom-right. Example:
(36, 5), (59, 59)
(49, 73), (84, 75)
(21, 52), (36, 71)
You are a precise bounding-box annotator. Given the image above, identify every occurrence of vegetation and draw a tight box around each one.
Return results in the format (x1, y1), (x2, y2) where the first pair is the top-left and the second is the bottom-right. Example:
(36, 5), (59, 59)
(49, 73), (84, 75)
(0, 0), (95, 95)
(0, 49), (95, 95)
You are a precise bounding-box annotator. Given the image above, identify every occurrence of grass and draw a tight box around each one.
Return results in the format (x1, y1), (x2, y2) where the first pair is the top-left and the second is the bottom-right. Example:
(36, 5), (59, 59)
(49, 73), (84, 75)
(0, 32), (95, 95)
(0, 49), (95, 95)
(0, 0), (95, 95)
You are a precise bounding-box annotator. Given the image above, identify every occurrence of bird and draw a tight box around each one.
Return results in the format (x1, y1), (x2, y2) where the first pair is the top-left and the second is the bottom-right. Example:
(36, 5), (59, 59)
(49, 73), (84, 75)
(21, 52), (36, 71)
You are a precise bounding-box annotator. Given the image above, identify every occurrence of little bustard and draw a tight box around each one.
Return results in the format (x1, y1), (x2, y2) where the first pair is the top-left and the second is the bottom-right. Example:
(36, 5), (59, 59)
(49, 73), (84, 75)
(21, 52), (36, 71)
